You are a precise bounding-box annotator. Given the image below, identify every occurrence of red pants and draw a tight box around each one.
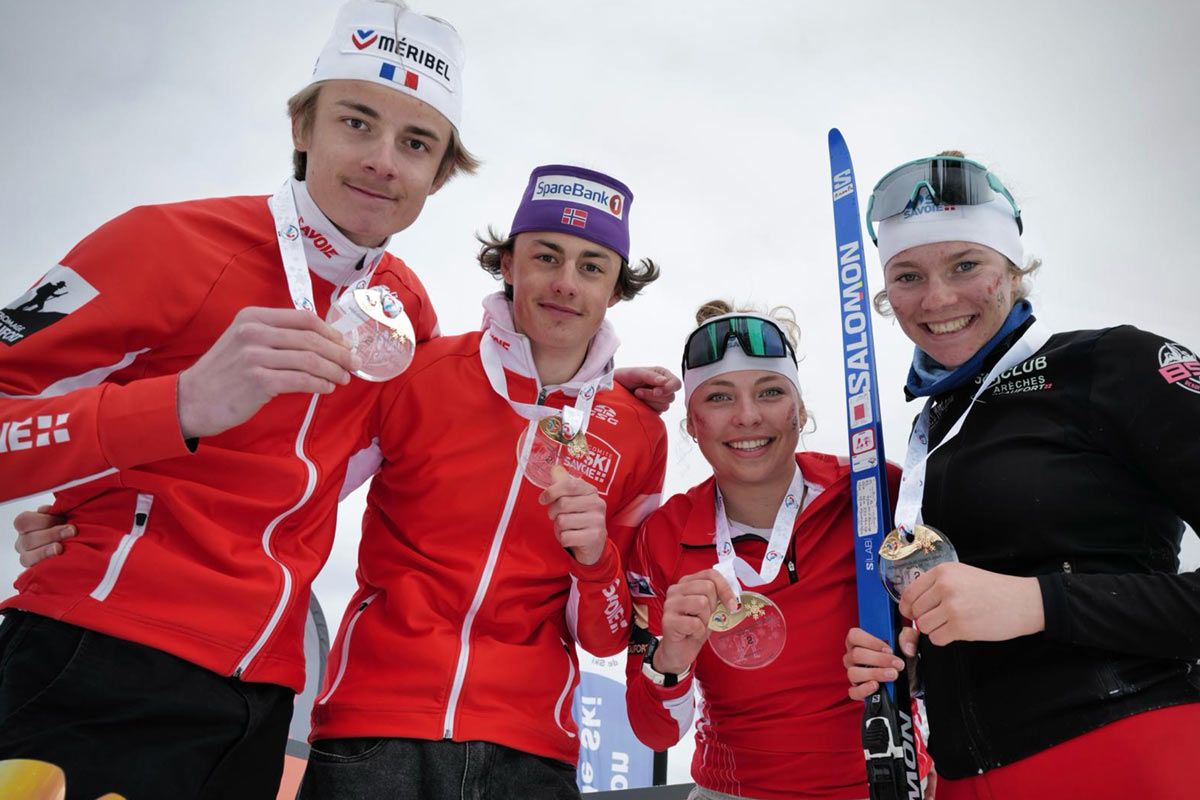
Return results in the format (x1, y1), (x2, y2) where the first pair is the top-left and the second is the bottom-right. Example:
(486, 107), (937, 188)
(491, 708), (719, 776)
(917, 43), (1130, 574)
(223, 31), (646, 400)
(937, 703), (1200, 800)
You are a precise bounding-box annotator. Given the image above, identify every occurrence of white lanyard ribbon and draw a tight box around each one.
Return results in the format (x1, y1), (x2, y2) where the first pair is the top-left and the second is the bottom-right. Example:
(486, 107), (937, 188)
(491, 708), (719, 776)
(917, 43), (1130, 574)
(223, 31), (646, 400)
(267, 180), (379, 314)
(712, 466), (806, 597)
(479, 331), (609, 435)
(894, 322), (1052, 535)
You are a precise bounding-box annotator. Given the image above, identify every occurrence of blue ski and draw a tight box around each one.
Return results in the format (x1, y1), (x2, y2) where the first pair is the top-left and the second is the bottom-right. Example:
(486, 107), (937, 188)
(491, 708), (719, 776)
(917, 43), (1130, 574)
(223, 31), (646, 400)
(828, 128), (923, 800)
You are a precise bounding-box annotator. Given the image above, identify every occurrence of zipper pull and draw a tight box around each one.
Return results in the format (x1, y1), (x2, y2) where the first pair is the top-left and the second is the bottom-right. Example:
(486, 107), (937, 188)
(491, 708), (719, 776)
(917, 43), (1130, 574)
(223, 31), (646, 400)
(537, 387), (548, 404)
(786, 559), (798, 584)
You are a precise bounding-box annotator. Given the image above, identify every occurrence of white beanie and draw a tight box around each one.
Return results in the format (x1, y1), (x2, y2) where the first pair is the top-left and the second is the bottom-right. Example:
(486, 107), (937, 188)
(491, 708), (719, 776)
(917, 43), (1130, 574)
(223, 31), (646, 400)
(876, 195), (1024, 268)
(310, 1), (465, 129)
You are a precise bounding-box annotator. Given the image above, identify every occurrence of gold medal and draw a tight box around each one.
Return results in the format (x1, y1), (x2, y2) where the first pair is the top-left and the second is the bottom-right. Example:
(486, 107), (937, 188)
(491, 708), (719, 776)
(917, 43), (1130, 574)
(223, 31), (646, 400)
(538, 416), (589, 459)
(878, 523), (958, 601)
(708, 590), (770, 632)
(706, 590), (788, 669)
(879, 523), (948, 561)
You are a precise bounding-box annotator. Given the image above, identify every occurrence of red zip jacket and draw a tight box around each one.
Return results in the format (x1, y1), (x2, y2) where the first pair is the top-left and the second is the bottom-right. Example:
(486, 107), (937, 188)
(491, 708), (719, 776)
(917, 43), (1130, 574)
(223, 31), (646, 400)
(0, 180), (438, 692)
(310, 295), (668, 765)
(625, 453), (927, 799)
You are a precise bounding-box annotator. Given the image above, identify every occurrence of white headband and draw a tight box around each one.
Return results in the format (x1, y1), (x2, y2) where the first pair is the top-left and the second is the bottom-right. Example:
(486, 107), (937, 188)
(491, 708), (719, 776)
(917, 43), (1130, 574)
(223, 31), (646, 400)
(876, 196), (1024, 269)
(682, 314), (802, 407)
(310, 1), (465, 130)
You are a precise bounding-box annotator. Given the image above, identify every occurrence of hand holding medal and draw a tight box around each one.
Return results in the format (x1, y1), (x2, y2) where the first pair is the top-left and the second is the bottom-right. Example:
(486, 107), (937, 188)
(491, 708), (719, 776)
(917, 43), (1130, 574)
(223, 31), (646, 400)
(539, 465), (607, 566)
(654, 569), (741, 676)
(878, 523), (959, 602)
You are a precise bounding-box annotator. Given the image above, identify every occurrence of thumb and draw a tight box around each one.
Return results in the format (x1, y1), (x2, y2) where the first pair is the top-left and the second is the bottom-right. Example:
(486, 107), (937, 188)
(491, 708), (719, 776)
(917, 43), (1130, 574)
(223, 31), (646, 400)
(549, 465), (570, 484)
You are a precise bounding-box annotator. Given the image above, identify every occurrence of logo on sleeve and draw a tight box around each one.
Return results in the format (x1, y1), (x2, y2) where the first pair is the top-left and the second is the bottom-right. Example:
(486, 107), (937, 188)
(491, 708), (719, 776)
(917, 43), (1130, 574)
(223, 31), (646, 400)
(1, 266), (99, 346)
(1158, 343), (1200, 395)
(0, 414), (70, 453)
(626, 570), (655, 598)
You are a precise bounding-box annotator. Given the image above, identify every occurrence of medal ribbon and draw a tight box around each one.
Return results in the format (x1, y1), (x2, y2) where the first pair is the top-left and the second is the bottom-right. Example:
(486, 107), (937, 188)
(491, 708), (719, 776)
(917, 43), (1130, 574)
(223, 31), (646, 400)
(479, 331), (610, 438)
(267, 180), (382, 314)
(712, 466), (807, 598)
(893, 321), (1051, 535)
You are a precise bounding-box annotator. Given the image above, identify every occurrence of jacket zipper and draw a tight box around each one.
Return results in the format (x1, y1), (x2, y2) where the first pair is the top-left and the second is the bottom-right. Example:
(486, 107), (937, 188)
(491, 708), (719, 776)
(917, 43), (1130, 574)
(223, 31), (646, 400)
(89, 493), (154, 601)
(316, 591), (380, 706)
(954, 647), (990, 774)
(234, 392), (321, 678)
(441, 420), (538, 737)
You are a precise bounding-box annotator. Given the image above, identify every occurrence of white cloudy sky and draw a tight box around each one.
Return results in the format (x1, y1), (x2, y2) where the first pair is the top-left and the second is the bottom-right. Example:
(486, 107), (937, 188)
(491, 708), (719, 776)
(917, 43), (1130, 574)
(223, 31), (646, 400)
(2, 0), (1199, 784)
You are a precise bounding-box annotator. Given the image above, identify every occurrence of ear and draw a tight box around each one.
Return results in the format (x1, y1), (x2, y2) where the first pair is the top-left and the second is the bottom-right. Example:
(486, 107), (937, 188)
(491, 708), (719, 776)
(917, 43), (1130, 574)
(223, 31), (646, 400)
(291, 114), (310, 153)
(684, 412), (696, 440)
(429, 162), (451, 196)
(607, 285), (622, 308)
(500, 250), (513, 285)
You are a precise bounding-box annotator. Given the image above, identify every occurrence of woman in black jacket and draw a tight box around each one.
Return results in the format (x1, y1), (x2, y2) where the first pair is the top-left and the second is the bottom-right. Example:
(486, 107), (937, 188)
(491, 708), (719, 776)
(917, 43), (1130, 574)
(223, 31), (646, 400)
(844, 152), (1200, 799)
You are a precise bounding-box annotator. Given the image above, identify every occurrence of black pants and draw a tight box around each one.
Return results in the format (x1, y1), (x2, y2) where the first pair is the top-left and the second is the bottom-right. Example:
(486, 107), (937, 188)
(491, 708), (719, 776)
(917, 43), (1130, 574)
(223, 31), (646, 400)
(298, 737), (581, 800)
(0, 611), (295, 800)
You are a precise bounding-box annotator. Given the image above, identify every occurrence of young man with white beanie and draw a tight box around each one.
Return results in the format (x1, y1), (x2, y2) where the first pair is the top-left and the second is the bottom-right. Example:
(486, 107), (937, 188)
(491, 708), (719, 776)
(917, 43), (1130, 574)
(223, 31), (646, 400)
(0, 2), (476, 797)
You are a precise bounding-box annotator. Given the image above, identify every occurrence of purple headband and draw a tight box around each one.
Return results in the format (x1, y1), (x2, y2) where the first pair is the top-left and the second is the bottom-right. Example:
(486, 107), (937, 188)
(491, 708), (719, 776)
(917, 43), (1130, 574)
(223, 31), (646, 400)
(508, 164), (633, 262)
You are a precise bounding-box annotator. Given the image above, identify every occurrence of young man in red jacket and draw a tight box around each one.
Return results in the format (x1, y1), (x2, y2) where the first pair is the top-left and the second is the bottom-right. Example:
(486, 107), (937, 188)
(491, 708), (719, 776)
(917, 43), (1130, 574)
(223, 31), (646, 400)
(296, 165), (668, 800)
(0, 2), (477, 797)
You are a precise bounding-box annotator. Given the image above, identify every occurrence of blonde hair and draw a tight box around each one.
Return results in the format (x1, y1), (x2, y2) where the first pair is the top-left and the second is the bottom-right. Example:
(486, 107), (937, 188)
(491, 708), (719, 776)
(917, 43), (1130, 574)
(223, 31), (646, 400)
(872, 149), (1039, 316)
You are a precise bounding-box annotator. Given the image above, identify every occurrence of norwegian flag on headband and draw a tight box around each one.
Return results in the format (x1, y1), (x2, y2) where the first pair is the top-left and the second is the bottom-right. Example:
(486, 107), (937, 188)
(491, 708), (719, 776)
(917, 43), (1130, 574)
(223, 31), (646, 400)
(561, 207), (588, 228)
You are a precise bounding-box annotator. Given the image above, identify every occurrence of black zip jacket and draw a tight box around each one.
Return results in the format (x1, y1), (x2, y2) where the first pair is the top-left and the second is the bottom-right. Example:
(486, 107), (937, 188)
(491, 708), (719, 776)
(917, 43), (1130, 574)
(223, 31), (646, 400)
(913, 318), (1200, 778)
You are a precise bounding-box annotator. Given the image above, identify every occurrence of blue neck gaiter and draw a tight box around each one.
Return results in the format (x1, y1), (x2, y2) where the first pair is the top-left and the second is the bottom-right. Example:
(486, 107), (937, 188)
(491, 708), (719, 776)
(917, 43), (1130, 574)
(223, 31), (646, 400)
(905, 300), (1033, 398)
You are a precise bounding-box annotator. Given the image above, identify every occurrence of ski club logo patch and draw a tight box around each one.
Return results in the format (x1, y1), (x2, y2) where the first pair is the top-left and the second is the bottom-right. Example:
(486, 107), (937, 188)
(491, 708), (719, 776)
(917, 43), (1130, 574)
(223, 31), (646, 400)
(352, 28), (378, 49)
(1158, 342), (1200, 395)
(984, 355), (1053, 396)
(559, 430), (621, 495)
(1, 265), (99, 347)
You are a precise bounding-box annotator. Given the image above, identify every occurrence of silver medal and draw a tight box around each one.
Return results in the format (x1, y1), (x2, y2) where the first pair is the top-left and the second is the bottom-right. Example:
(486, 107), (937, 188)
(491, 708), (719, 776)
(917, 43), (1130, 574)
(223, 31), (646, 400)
(328, 286), (416, 382)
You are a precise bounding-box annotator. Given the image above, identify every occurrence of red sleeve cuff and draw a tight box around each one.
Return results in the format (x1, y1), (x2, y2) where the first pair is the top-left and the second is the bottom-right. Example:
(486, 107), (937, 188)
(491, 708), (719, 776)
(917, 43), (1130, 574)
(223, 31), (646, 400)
(97, 374), (194, 469)
(569, 538), (621, 582)
(641, 668), (695, 699)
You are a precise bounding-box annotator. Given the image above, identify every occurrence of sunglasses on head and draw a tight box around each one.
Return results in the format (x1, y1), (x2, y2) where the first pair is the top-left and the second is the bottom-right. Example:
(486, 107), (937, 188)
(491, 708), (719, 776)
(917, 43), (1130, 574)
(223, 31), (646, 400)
(682, 315), (797, 372)
(866, 155), (1022, 243)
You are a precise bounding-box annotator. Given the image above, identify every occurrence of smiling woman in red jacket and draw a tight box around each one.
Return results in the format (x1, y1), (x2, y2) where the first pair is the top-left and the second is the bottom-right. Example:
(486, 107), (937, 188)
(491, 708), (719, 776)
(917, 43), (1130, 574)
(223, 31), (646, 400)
(625, 301), (927, 800)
